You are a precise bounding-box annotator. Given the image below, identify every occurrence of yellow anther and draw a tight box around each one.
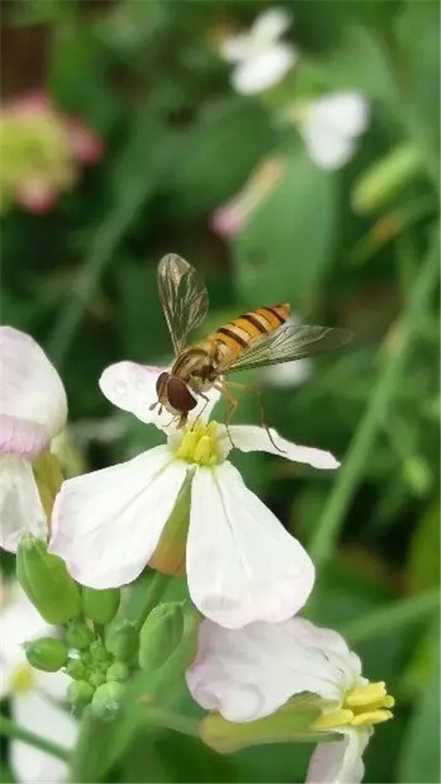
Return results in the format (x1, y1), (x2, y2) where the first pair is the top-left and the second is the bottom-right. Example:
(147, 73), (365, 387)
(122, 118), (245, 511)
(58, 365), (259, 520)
(10, 663), (35, 693)
(311, 708), (354, 730)
(345, 682), (387, 707)
(351, 709), (393, 727)
(174, 422), (220, 466)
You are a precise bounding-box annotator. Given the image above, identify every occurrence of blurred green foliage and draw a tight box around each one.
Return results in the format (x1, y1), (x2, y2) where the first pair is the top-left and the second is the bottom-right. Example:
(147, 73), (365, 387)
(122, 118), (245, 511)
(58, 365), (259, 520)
(1, 0), (439, 782)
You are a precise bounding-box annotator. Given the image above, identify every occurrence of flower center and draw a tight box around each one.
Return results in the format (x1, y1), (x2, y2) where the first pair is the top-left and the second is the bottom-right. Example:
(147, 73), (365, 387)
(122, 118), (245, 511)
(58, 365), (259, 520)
(312, 681), (395, 731)
(172, 421), (222, 467)
(10, 662), (36, 694)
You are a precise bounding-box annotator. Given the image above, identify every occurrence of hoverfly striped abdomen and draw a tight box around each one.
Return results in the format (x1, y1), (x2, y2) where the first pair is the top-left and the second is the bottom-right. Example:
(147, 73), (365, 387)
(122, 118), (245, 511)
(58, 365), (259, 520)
(213, 303), (290, 363)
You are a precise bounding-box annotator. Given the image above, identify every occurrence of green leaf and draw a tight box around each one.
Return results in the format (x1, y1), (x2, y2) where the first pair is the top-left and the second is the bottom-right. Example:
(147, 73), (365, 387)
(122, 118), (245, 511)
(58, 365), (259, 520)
(399, 658), (440, 782)
(408, 502), (440, 592)
(233, 148), (337, 312)
(170, 98), (275, 219)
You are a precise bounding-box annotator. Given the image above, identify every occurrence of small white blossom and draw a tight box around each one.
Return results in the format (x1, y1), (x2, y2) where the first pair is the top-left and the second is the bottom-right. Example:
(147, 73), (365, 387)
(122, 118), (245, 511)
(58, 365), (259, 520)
(0, 327), (67, 551)
(186, 617), (394, 782)
(50, 361), (339, 629)
(0, 580), (76, 783)
(300, 92), (369, 170)
(220, 8), (297, 95)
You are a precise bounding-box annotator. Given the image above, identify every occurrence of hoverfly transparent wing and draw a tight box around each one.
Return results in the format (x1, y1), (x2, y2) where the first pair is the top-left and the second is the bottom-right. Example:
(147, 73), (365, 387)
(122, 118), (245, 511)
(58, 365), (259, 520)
(224, 323), (353, 373)
(157, 253), (209, 356)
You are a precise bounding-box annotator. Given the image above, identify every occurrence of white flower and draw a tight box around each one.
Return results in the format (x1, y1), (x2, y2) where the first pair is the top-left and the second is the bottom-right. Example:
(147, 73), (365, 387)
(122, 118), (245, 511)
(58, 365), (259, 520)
(300, 92), (369, 170)
(186, 617), (394, 782)
(0, 580), (77, 783)
(220, 8), (297, 95)
(0, 327), (67, 551)
(49, 361), (339, 629)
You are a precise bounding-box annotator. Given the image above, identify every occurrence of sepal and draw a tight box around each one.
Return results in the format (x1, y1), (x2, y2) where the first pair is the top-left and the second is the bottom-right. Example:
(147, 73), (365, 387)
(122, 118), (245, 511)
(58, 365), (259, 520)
(139, 601), (185, 672)
(25, 636), (68, 671)
(82, 586), (121, 625)
(16, 534), (81, 624)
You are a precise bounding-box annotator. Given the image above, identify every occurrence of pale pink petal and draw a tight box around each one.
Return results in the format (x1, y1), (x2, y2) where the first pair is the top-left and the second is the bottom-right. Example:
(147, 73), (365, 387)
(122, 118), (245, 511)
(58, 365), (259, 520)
(307, 727), (372, 783)
(232, 45), (296, 94)
(49, 446), (186, 588)
(99, 361), (219, 433)
(210, 204), (244, 238)
(0, 455), (46, 552)
(186, 617), (358, 722)
(15, 180), (58, 213)
(11, 690), (76, 783)
(187, 463), (314, 629)
(65, 120), (103, 165)
(0, 327), (67, 456)
(227, 425), (340, 469)
(4, 91), (51, 116)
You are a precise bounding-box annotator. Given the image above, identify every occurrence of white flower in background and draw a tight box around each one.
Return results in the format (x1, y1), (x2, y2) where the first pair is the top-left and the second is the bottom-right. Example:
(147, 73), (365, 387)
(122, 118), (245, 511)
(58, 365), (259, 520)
(220, 8), (297, 95)
(299, 92), (369, 170)
(50, 361), (339, 629)
(0, 580), (77, 783)
(0, 327), (67, 551)
(186, 617), (394, 782)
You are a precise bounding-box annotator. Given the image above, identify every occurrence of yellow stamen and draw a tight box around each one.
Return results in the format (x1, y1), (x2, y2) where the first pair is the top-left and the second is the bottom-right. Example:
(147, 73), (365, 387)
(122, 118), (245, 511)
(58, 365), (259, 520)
(174, 422), (220, 466)
(345, 681), (387, 707)
(351, 709), (394, 727)
(312, 708), (354, 730)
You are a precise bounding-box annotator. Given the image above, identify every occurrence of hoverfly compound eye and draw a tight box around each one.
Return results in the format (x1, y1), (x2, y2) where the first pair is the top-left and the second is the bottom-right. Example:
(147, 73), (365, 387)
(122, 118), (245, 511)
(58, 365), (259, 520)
(166, 377), (198, 413)
(156, 372), (169, 396)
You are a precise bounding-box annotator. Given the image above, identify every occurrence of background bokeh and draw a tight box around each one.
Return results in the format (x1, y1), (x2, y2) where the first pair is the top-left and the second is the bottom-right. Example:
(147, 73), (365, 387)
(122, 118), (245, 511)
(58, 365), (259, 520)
(1, 1), (439, 782)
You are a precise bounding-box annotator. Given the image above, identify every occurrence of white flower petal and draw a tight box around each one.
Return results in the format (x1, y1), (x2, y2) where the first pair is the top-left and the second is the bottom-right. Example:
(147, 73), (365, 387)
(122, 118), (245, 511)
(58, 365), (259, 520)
(50, 446), (186, 588)
(220, 34), (252, 63)
(253, 7), (293, 42)
(303, 125), (356, 170)
(187, 462), (315, 629)
(99, 361), (220, 432)
(228, 425), (340, 469)
(11, 690), (76, 784)
(232, 45), (296, 95)
(261, 357), (312, 388)
(311, 92), (369, 139)
(0, 454), (46, 552)
(186, 617), (357, 722)
(306, 727), (372, 784)
(0, 327), (67, 457)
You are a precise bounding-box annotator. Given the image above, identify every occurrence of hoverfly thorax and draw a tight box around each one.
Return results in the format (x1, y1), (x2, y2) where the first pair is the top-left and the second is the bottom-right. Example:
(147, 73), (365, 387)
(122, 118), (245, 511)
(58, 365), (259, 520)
(156, 370), (198, 425)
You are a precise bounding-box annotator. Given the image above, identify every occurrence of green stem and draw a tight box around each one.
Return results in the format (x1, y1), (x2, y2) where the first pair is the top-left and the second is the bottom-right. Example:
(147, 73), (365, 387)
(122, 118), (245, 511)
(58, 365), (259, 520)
(341, 587), (440, 643)
(142, 704), (200, 738)
(309, 238), (439, 566)
(0, 715), (70, 762)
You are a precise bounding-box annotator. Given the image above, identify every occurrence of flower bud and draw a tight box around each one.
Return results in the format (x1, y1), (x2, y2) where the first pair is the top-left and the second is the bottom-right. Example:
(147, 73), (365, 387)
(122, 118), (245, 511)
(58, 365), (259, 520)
(66, 658), (87, 680)
(82, 587), (121, 625)
(139, 602), (185, 672)
(89, 670), (107, 688)
(352, 144), (424, 213)
(17, 535), (81, 624)
(68, 680), (94, 713)
(65, 619), (94, 650)
(91, 681), (125, 722)
(105, 620), (138, 662)
(25, 637), (67, 672)
(32, 451), (64, 519)
(106, 661), (129, 682)
(89, 639), (110, 665)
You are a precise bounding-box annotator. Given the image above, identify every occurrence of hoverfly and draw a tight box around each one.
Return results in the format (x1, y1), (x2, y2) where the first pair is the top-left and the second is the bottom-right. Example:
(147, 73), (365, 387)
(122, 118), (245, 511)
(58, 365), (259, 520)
(152, 254), (352, 431)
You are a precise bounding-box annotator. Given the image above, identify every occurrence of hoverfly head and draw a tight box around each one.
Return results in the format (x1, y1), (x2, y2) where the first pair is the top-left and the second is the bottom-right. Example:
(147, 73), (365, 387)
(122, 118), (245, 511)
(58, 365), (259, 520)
(156, 371), (197, 425)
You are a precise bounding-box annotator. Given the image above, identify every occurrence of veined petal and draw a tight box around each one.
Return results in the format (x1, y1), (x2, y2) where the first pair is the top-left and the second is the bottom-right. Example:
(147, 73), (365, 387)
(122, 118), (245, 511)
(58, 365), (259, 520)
(0, 327), (67, 457)
(187, 462), (314, 629)
(11, 690), (76, 784)
(50, 446), (186, 588)
(0, 455), (46, 552)
(232, 45), (296, 95)
(186, 618), (357, 723)
(99, 361), (220, 432)
(306, 727), (372, 783)
(228, 425), (340, 469)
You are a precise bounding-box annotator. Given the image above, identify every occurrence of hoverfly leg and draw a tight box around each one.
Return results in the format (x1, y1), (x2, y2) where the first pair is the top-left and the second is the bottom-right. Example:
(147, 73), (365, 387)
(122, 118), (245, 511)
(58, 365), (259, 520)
(215, 381), (238, 449)
(255, 387), (286, 454)
(149, 400), (159, 411)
